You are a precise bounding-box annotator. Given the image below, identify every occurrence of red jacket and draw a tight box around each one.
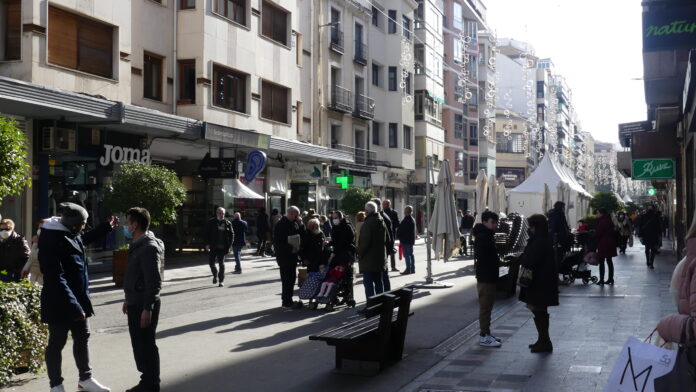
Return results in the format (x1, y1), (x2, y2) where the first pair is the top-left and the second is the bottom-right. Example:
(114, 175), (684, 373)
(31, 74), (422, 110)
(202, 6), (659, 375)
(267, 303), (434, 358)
(594, 215), (617, 258)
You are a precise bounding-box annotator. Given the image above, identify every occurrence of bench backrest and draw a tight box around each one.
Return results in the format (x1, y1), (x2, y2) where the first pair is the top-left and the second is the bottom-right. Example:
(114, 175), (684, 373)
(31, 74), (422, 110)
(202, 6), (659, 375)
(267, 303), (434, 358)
(364, 287), (413, 318)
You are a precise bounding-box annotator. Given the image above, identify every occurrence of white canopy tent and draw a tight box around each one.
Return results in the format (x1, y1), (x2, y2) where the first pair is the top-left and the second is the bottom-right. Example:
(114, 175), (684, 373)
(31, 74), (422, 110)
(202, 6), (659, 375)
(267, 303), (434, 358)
(508, 155), (592, 224)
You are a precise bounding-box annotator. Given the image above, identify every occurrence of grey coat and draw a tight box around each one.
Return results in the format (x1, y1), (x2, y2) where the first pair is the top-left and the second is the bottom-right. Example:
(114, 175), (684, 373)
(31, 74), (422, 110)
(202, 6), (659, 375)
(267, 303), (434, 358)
(124, 232), (164, 311)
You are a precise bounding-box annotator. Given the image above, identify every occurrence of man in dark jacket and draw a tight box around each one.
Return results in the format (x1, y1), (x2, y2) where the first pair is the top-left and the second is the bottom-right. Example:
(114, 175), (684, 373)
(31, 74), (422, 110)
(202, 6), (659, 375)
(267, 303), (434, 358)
(548, 201), (570, 264)
(0, 218), (30, 282)
(231, 212), (248, 274)
(39, 202), (117, 392)
(122, 207), (163, 392)
(397, 205), (417, 274)
(372, 198), (393, 290)
(473, 211), (502, 348)
(638, 205), (662, 268)
(382, 200), (400, 271)
(358, 202), (387, 298)
(460, 210), (475, 255)
(273, 206), (305, 309)
(203, 207), (234, 286)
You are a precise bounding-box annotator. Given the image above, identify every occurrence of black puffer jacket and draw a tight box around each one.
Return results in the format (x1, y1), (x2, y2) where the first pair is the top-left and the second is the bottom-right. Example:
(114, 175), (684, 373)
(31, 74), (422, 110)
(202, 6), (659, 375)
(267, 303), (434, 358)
(330, 219), (355, 260)
(518, 232), (559, 307)
(301, 231), (325, 272)
(473, 223), (499, 283)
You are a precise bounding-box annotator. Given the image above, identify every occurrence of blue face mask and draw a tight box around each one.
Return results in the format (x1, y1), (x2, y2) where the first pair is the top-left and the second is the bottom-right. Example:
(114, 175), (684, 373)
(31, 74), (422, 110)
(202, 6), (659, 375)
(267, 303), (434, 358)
(123, 225), (133, 240)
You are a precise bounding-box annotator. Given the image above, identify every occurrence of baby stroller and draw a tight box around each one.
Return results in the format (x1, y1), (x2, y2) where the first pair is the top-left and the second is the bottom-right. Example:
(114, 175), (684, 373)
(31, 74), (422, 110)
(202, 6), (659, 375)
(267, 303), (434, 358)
(559, 231), (599, 285)
(308, 251), (356, 311)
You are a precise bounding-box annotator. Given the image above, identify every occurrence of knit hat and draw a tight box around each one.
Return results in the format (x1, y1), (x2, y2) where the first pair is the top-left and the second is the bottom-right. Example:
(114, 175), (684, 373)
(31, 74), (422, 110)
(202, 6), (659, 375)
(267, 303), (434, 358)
(59, 202), (89, 228)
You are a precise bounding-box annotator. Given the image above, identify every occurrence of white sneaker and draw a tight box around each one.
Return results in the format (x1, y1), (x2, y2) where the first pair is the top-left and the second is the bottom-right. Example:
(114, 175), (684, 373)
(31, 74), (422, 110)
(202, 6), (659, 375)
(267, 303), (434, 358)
(77, 378), (111, 392)
(490, 334), (502, 343)
(50, 385), (66, 392)
(479, 334), (502, 347)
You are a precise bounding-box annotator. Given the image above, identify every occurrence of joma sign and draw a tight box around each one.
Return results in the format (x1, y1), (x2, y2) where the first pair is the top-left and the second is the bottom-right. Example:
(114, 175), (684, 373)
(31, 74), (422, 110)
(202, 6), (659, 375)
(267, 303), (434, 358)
(632, 158), (675, 180)
(99, 144), (151, 166)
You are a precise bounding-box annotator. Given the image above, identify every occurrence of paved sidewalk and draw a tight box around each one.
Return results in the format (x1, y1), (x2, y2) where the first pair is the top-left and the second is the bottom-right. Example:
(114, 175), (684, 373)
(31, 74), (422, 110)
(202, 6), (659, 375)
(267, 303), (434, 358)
(402, 239), (679, 392)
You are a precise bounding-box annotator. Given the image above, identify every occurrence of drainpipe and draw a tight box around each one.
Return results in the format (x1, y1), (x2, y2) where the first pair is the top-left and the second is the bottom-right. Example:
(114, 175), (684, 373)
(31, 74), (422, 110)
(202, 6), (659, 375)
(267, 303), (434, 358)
(312, 0), (319, 146)
(172, 0), (178, 115)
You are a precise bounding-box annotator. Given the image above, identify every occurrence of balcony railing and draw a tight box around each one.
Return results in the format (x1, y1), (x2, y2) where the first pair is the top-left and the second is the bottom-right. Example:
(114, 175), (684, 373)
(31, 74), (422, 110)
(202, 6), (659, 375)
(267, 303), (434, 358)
(330, 28), (344, 54)
(332, 144), (376, 166)
(354, 41), (368, 65)
(414, 60), (425, 75)
(354, 94), (375, 119)
(330, 86), (353, 113)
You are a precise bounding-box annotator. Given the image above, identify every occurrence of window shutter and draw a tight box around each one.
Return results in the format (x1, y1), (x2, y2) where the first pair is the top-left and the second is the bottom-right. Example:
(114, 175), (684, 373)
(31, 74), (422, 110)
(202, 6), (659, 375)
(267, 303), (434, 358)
(78, 19), (113, 78)
(262, 82), (273, 119)
(4, 0), (21, 60)
(272, 84), (287, 123)
(48, 7), (78, 69)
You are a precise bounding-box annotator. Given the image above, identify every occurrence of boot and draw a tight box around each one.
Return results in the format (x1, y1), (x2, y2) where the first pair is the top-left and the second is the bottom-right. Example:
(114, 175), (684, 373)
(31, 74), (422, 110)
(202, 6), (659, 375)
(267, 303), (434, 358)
(531, 312), (553, 353)
(529, 315), (542, 349)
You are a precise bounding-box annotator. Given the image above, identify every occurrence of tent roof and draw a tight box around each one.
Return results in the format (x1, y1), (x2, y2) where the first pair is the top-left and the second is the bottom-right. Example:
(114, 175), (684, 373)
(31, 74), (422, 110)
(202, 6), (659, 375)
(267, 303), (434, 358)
(509, 154), (592, 198)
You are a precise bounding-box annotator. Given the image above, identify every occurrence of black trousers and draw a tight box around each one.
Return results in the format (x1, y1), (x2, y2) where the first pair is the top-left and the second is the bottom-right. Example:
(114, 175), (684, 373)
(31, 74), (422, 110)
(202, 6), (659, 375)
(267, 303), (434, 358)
(127, 301), (161, 389)
(209, 249), (226, 282)
(279, 263), (296, 305)
(618, 235), (629, 252)
(599, 257), (614, 281)
(646, 245), (658, 265)
(46, 319), (92, 388)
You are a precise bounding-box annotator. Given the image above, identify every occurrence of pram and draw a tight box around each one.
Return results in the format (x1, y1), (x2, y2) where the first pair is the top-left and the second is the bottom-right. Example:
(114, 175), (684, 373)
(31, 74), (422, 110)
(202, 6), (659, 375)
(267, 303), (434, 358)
(299, 251), (356, 311)
(559, 231), (599, 285)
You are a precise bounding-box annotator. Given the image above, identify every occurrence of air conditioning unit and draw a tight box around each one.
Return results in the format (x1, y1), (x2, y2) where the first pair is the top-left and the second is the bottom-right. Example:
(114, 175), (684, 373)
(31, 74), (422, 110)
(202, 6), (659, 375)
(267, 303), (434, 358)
(42, 127), (77, 152)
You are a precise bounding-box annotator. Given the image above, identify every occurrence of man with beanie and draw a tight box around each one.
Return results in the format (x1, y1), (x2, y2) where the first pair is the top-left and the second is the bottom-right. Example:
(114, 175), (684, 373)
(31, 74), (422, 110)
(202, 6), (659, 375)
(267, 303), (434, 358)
(39, 203), (119, 392)
(122, 207), (163, 392)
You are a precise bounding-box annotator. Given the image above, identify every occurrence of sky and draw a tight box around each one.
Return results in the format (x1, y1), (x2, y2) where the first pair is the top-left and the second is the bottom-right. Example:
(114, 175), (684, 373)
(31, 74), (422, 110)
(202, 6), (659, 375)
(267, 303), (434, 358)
(485, 0), (645, 144)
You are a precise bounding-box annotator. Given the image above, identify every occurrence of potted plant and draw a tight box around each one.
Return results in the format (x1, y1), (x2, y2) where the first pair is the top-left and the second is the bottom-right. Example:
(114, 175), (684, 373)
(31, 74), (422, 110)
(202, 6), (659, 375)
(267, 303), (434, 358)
(106, 161), (187, 286)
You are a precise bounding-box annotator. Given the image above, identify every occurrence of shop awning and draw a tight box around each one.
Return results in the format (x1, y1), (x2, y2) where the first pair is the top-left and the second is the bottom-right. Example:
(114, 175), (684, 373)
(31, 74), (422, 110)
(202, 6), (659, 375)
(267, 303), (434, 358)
(267, 167), (287, 195)
(269, 137), (354, 163)
(222, 180), (264, 199)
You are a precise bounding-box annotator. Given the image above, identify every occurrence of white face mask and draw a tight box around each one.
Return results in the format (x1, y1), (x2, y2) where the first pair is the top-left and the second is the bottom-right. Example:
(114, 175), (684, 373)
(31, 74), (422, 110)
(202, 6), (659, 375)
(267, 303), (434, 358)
(333, 219), (340, 226)
(313, 228), (321, 235)
(0, 230), (10, 240)
(36, 228), (41, 236)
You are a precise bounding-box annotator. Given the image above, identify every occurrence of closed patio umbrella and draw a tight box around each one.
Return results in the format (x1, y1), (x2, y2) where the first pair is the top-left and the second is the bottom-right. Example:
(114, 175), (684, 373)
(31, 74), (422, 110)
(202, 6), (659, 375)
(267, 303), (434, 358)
(475, 170), (488, 222)
(488, 174), (498, 214)
(542, 183), (552, 214)
(428, 160), (460, 261)
(497, 182), (507, 214)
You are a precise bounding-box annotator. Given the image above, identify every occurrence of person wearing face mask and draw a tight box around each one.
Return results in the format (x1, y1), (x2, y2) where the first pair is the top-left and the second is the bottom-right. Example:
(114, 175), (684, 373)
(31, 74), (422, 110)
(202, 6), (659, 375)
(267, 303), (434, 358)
(301, 218), (326, 273)
(39, 202), (119, 392)
(203, 207), (234, 286)
(329, 210), (356, 264)
(615, 211), (632, 255)
(0, 218), (30, 283)
(21, 219), (48, 284)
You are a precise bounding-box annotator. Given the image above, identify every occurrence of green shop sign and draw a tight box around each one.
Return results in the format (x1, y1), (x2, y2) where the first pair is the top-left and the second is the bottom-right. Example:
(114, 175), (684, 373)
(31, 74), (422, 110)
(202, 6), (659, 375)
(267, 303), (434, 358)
(632, 158), (675, 180)
(643, 6), (696, 51)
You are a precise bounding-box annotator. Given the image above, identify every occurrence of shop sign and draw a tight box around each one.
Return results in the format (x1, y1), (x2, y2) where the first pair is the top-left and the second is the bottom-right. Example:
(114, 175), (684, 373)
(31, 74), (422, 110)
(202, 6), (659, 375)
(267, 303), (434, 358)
(632, 158), (675, 180)
(99, 144), (151, 166)
(643, 6), (696, 52)
(618, 121), (651, 148)
(198, 153), (237, 178)
(202, 123), (271, 149)
(291, 165), (322, 181)
(244, 150), (267, 182)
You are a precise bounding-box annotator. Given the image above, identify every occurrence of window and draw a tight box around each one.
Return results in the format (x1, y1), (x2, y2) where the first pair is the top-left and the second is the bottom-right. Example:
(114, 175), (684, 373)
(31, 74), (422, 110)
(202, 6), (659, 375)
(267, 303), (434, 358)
(467, 21), (478, 42)
(470, 88), (478, 105)
(453, 39), (463, 63)
(262, 1), (288, 46)
(496, 133), (525, 153)
(454, 151), (464, 177)
(414, 45), (424, 74)
(453, 3), (463, 30)
(415, 91), (442, 123)
(180, 0), (195, 9)
(48, 6), (114, 78)
(143, 52), (163, 101)
(469, 157), (478, 179)
(468, 56), (477, 78)
(405, 72), (412, 94)
(403, 125), (412, 150)
(402, 16), (411, 38)
(454, 114), (464, 139)
(388, 10), (397, 34)
(389, 123), (398, 148)
(213, 64), (247, 113)
(372, 122), (381, 145)
(537, 104), (545, 121)
(0, 0), (21, 60)
(537, 81), (545, 98)
(178, 60), (195, 104)
(331, 124), (340, 148)
(261, 80), (289, 124)
(388, 66), (397, 91)
(371, 6), (380, 27)
(469, 123), (478, 146)
(372, 63), (381, 87)
(213, 0), (246, 26)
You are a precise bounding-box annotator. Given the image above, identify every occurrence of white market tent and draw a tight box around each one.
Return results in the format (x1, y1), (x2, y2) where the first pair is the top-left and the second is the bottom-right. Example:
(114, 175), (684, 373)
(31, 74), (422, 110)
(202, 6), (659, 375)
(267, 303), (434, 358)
(508, 154), (592, 224)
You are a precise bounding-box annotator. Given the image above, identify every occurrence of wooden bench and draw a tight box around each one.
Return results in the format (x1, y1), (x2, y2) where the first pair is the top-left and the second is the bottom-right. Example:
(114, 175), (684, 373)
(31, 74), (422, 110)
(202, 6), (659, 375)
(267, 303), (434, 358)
(309, 287), (414, 374)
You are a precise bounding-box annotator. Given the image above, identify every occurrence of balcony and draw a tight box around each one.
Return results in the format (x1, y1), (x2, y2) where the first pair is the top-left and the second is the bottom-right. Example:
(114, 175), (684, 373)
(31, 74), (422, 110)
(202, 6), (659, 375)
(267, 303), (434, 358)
(330, 28), (344, 54)
(332, 144), (377, 167)
(354, 41), (368, 65)
(354, 94), (375, 119)
(414, 60), (425, 75)
(330, 86), (353, 113)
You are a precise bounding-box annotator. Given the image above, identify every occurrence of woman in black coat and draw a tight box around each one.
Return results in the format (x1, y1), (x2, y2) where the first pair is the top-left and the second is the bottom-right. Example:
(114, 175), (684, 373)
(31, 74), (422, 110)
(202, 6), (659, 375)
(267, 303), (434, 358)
(518, 214), (559, 353)
(301, 218), (326, 272)
(330, 210), (356, 263)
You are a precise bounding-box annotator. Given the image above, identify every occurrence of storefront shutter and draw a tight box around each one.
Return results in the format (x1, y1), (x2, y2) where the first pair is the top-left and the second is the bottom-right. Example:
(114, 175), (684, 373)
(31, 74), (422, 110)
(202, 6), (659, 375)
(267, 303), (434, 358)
(48, 6), (78, 69)
(78, 18), (113, 78)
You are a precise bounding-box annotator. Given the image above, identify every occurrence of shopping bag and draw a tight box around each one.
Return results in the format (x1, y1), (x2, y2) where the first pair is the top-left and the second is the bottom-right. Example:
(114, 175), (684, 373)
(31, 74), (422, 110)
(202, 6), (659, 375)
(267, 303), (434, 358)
(518, 266), (533, 288)
(584, 251), (599, 266)
(604, 336), (677, 392)
(653, 317), (696, 391)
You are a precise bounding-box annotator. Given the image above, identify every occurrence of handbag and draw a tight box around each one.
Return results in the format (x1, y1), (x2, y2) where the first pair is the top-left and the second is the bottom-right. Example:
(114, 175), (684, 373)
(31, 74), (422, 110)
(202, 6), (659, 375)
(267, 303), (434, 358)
(518, 266), (533, 288)
(584, 251), (599, 266)
(654, 317), (696, 391)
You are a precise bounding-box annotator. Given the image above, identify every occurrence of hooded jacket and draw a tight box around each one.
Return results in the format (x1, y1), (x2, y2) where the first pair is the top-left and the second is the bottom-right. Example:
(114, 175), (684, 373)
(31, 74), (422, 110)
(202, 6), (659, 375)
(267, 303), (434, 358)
(124, 231), (164, 311)
(473, 223), (500, 283)
(38, 217), (112, 323)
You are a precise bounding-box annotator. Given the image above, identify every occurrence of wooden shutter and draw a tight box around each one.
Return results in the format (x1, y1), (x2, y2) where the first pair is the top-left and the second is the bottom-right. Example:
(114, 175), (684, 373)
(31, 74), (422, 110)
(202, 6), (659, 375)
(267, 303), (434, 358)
(272, 84), (287, 123)
(261, 2), (273, 39)
(78, 18), (113, 78)
(48, 7), (78, 69)
(261, 81), (273, 119)
(4, 0), (21, 60)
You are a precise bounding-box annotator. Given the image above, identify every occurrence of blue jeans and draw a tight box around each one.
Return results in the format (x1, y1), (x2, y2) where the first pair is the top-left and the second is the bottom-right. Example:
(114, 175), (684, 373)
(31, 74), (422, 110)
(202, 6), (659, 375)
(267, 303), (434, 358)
(362, 271), (384, 298)
(232, 246), (243, 270)
(402, 244), (415, 273)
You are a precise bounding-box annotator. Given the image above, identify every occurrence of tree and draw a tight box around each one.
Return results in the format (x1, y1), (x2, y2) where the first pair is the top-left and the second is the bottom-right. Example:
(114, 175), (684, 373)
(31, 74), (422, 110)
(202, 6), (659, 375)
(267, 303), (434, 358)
(106, 161), (187, 226)
(340, 187), (375, 215)
(0, 118), (31, 203)
(589, 192), (621, 214)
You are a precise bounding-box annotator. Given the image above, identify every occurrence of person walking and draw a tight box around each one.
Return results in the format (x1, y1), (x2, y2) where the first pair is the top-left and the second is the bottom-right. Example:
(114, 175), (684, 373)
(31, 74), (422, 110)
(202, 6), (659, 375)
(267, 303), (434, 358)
(638, 204), (662, 269)
(256, 208), (270, 257)
(615, 211), (632, 255)
(231, 212), (248, 274)
(548, 201), (570, 265)
(460, 210), (475, 256)
(372, 198), (393, 290)
(203, 207), (233, 286)
(273, 206), (305, 309)
(330, 210), (355, 263)
(22, 219), (47, 284)
(397, 206), (417, 275)
(358, 202), (387, 299)
(39, 203), (117, 392)
(473, 211), (502, 347)
(382, 200), (400, 272)
(0, 218), (30, 283)
(122, 208), (163, 392)
(301, 219), (326, 272)
(518, 214), (559, 354)
(594, 208), (617, 285)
